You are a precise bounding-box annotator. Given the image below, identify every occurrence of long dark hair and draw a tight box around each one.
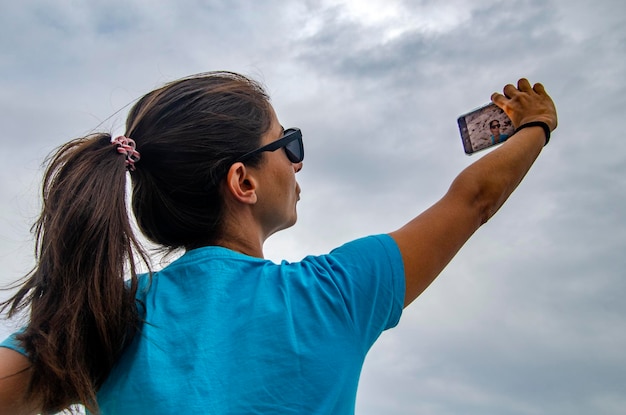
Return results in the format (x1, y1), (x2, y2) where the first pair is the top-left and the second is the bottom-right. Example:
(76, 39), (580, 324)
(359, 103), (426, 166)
(1, 71), (273, 413)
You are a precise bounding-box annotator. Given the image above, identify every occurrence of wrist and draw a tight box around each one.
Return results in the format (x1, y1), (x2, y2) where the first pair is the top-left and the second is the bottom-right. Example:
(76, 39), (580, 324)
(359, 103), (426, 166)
(514, 121), (551, 146)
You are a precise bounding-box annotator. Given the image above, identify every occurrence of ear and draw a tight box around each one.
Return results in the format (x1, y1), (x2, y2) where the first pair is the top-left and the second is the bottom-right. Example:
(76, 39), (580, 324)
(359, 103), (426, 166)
(224, 162), (258, 205)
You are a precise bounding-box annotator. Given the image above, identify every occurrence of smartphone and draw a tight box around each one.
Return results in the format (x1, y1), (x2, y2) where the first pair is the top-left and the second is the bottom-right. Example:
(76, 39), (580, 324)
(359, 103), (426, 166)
(457, 103), (515, 155)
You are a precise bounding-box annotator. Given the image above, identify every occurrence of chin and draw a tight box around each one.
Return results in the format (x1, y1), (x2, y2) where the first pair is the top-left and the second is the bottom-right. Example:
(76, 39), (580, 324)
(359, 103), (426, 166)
(271, 216), (298, 237)
(286, 215), (298, 229)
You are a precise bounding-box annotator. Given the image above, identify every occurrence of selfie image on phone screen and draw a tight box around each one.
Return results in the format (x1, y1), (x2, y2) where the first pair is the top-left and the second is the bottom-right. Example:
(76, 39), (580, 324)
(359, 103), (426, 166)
(458, 103), (515, 155)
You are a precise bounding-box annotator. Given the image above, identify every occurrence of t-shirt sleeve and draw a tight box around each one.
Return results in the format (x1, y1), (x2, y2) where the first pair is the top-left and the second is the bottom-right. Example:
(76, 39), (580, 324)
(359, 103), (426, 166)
(0, 331), (27, 356)
(300, 234), (405, 349)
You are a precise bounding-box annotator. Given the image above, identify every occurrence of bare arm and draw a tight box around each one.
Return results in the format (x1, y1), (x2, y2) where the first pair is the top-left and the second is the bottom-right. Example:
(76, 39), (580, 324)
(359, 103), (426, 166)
(391, 78), (558, 307)
(0, 347), (39, 415)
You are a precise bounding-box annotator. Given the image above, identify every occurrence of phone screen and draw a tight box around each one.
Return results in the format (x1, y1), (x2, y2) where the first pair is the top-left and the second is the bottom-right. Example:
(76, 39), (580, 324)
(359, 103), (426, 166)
(458, 103), (515, 155)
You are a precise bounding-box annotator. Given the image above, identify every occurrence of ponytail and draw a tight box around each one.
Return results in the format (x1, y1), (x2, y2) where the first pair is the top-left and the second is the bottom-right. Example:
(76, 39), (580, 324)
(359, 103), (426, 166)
(1, 133), (150, 413)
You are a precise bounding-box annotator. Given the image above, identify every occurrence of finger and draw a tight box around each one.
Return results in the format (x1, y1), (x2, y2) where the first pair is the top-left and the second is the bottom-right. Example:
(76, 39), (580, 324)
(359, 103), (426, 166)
(491, 92), (506, 107)
(533, 82), (546, 95)
(503, 83), (517, 98)
(517, 78), (532, 91)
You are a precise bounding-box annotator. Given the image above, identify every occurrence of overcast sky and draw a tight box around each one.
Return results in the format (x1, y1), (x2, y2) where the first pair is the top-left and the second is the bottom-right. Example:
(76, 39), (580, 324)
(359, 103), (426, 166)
(1, 1), (625, 414)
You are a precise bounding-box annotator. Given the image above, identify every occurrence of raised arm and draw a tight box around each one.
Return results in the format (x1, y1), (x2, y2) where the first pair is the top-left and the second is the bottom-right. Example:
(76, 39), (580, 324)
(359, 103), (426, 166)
(390, 78), (558, 307)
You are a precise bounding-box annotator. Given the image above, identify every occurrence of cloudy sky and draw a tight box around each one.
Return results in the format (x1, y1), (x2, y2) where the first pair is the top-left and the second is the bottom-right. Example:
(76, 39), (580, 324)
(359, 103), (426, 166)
(1, 0), (625, 414)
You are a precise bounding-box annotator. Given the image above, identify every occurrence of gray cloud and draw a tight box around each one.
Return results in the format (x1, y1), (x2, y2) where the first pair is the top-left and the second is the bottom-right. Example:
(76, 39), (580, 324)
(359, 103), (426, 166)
(1, 1), (625, 414)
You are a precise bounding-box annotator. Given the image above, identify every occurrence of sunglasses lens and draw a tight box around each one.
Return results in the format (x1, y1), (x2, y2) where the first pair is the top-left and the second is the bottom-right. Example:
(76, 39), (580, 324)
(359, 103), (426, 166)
(285, 142), (301, 163)
(284, 129), (303, 163)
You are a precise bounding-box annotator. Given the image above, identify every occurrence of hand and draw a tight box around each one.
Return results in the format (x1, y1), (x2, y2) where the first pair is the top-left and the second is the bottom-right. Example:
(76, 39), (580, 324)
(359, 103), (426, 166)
(491, 78), (558, 131)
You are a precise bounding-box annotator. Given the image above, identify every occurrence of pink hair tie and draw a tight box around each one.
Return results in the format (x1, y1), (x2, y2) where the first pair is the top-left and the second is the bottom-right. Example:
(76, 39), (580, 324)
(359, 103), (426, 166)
(111, 136), (141, 171)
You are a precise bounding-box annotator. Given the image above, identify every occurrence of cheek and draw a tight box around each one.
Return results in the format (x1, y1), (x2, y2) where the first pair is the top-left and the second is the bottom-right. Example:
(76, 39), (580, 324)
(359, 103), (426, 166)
(279, 160), (297, 187)
(278, 173), (295, 199)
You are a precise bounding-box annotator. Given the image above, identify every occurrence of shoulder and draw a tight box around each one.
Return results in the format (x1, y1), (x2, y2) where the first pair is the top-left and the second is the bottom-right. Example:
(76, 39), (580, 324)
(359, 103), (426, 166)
(0, 347), (39, 414)
(297, 235), (405, 330)
(295, 235), (403, 279)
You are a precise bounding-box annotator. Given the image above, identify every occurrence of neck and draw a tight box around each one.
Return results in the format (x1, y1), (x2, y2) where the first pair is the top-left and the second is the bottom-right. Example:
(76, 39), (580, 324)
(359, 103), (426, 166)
(215, 235), (264, 258)
(215, 207), (266, 258)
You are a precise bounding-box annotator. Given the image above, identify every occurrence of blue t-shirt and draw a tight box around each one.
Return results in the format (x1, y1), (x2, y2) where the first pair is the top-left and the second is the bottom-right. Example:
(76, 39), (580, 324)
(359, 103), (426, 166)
(2, 235), (405, 414)
(490, 133), (509, 144)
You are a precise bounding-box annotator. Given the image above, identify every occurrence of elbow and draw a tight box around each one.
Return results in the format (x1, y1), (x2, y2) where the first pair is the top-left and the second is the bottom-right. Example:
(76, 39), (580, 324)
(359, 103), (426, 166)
(477, 200), (496, 226)
(474, 186), (501, 225)
(448, 174), (502, 227)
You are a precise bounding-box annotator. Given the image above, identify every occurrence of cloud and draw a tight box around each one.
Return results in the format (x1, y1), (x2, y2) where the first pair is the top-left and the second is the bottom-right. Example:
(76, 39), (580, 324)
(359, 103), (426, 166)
(1, 1), (625, 414)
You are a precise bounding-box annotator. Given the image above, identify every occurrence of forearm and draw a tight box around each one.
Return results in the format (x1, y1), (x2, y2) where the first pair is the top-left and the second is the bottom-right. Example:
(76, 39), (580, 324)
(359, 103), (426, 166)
(448, 124), (546, 225)
(392, 78), (557, 307)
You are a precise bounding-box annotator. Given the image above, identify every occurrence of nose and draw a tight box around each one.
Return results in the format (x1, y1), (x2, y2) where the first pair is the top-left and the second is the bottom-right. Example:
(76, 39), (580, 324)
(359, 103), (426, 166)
(293, 161), (303, 173)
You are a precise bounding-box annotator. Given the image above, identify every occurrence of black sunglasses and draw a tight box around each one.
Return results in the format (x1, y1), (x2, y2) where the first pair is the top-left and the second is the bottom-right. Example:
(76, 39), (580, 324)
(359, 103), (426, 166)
(490, 124), (500, 128)
(236, 128), (304, 163)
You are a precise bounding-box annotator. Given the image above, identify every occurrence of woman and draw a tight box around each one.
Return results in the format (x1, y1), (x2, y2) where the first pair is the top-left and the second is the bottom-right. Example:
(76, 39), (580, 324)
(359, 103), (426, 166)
(0, 72), (557, 414)
(489, 119), (510, 144)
